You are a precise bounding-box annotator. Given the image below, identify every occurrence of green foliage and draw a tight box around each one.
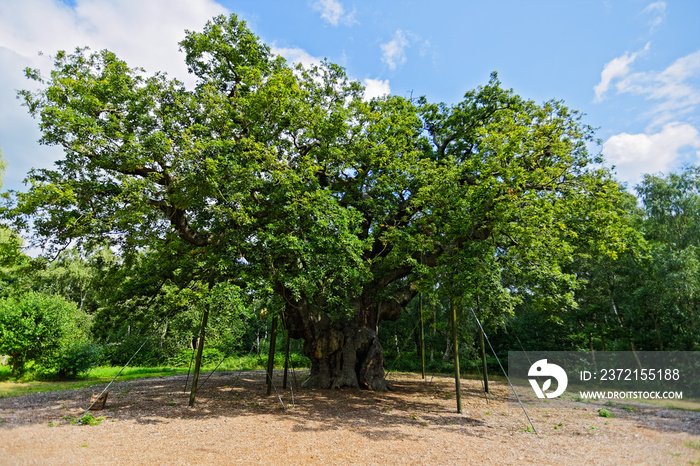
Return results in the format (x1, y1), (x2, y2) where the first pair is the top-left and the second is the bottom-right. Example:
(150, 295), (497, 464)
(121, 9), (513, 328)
(3, 13), (652, 380)
(98, 330), (175, 367)
(0, 292), (83, 374)
(0, 148), (5, 190)
(34, 246), (112, 312)
(169, 347), (223, 367)
(72, 413), (104, 426)
(558, 166), (700, 353)
(633, 167), (700, 350)
(0, 227), (34, 297)
(91, 256), (257, 366)
(598, 408), (614, 418)
(44, 341), (102, 379)
(205, 282), (257, 354)
(0, 284), (98, 379)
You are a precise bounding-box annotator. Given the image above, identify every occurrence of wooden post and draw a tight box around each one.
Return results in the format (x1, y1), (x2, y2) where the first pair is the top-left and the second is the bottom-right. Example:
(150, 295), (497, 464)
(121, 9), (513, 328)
(479, 325), (489, 394)
(188, 276), (215, 407)
(266, 314), (279, 396)
(477, 295), (489, 394)
(283, 329), (291, 389)
(188, 307), (210, 407)
(419, 293), (426, 379)
(450, 299), (462, 414)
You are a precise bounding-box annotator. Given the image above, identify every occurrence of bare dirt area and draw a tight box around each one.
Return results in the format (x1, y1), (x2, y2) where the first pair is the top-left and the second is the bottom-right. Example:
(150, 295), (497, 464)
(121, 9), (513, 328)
(1, 370), (699, 465)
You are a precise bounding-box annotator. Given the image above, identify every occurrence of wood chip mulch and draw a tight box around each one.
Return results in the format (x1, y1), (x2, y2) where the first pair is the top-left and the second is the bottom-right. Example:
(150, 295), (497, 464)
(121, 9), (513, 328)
(1, 370), (699, 464)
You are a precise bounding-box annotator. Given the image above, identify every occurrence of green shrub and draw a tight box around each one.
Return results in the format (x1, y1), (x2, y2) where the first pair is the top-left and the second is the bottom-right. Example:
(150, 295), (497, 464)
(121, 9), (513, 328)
(0, 292), (80, 375)
(72, 413), (105, 426)
(47, 341), (102, 378)
(99, 330), (181, 367)
(169, 347), (223, 367)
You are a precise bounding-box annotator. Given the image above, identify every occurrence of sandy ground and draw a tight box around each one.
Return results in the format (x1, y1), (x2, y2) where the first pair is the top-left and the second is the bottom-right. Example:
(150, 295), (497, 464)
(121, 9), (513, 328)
(1, 370), (699, 465)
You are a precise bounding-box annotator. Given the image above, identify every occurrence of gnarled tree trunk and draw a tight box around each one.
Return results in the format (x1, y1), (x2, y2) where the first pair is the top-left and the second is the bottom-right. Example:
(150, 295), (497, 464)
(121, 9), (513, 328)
(303, 322), (387, 390)
(282, 288), (410, 391)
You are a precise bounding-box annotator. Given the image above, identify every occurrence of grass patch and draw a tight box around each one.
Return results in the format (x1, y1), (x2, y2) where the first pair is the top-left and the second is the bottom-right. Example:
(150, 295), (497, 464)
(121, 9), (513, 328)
(598, 408), (614, 418)
(0, 354), (311, 399)
(603, 401), (635, 412)
(88, 366), (184, 379)
(684, 441), (700, 450)
(71, 413), (105, 426)
(636, 398), (700, 412)
(0, 379), (107, 398)
(0, 366), (186, 398)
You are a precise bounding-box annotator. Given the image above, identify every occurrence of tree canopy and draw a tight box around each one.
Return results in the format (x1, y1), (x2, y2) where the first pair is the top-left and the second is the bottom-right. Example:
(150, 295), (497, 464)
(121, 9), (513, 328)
(5, 14), (636, 389)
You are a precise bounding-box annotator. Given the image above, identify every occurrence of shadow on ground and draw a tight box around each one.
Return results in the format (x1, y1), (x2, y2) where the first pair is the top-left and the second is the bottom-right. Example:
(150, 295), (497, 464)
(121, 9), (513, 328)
(1, 370), (698, 438)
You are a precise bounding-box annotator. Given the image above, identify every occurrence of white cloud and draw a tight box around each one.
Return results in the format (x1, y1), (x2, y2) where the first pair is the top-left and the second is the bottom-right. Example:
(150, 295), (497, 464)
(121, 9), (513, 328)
(363, 78), (390, 100)
(642, 1), (666, 33)
(272, 46), (323, 69)
(642, 1), (666, 15)
(419, 40), (432, 58)
(311, 0), (356, 27)
(0, 0), (227, 191)
(381, 30), (409, 70)
(617, 49), (700, 127)
(595, 46), (700, 129)
(0, 0), (227, 86)
(603, 122), (700, 187)
(594, 42), (650, 102)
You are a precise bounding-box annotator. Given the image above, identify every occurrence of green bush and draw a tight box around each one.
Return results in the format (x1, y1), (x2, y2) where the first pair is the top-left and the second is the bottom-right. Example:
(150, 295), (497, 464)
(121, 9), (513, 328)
(0, 292), (81, 375)
(46, 341), (102, 378)
(98, 328), (183, 367)
(169, 347), (223, 367)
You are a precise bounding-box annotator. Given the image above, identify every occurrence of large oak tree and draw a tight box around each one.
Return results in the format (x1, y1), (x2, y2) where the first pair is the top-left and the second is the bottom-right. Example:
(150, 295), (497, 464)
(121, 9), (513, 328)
(7, 14), (630, 390)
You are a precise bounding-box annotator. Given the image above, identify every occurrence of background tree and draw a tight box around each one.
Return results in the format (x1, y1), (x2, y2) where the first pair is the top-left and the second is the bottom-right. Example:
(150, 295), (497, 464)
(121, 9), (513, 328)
(493, 168), (700, 354)
(630, 168), (700, 350)
(1, 151), (33, 296)
(1, 152), (39, 304)
(0, 227), (33, 297)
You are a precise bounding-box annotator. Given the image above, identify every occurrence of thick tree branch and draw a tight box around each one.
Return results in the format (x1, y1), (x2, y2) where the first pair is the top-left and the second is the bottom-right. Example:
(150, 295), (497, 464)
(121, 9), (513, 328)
(150, 200), (213, 246)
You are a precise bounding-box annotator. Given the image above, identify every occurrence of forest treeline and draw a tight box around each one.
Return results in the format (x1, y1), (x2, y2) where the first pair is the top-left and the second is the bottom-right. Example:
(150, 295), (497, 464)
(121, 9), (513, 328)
(382, 165), (700, 374)
(0, 14), (698, 382)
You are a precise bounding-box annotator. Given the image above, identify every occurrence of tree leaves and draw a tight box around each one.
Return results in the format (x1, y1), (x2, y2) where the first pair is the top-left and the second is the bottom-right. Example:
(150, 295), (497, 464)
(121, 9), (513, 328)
(5, 14), (633, 340)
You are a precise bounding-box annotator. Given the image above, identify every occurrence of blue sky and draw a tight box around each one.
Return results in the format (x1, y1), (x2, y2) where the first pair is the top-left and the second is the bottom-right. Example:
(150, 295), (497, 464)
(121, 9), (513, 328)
(1, 0), (699, 192)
